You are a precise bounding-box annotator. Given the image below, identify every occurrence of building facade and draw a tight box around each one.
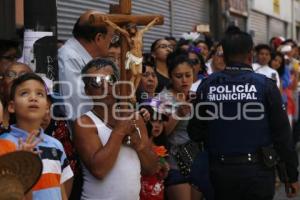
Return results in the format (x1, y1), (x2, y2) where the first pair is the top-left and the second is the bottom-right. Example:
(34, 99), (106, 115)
(219, 0), (298, 45)
(248, 0), (292, 44)
(4, 0), (300, 47)
(56, 0), (210, 50)
(294, 0), (300, 42)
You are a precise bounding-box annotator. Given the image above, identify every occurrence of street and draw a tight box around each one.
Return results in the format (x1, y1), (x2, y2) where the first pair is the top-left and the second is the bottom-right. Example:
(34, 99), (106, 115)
(274, 144), (300, 200)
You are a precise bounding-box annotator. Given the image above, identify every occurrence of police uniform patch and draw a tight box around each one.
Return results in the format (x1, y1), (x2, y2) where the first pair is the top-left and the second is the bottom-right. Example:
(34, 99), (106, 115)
(208, 84), (258, 101)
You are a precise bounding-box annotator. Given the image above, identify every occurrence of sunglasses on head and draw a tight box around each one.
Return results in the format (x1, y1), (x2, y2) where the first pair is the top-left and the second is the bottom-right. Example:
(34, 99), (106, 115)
(89, 74), (117, 88)
(5, 71), (27, 79)
(111, 33), (120, 44)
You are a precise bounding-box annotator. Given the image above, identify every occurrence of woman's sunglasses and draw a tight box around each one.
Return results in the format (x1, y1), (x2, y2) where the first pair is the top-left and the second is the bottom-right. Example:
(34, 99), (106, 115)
(89, 74), (117, 88)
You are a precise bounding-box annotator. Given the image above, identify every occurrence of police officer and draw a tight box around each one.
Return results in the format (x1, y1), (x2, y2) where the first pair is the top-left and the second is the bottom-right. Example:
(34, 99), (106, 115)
(187, 26), (300, 200)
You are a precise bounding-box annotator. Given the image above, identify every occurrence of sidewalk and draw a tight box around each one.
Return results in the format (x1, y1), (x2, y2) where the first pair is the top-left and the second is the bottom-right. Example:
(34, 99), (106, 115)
(274, 143), (300, 200)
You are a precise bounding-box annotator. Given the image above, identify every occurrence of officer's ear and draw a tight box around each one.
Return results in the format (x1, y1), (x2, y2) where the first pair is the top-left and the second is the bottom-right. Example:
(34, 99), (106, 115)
(247, 50), (254, 65)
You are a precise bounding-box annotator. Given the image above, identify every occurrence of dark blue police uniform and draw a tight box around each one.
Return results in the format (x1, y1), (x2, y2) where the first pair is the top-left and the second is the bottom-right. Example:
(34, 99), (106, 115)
(188, 63), (299, 200)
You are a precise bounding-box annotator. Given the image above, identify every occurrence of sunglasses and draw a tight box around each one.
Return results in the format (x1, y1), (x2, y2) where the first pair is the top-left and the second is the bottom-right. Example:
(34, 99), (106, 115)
(89, 74), (117, 88)
(111, 33), (120, 44)
(4, 71), (27, 79)
(155, 44), (174, 50)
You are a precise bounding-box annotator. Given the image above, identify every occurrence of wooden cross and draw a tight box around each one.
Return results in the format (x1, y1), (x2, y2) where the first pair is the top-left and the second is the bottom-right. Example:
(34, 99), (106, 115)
(88, 0), (164, 101)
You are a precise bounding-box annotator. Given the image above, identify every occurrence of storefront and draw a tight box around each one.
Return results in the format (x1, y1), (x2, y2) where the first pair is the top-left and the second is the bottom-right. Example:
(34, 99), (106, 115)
(226, 0), (248, 31)
(56, 0), (210, 50)
(249, 10), (268, 44)
(249, 0), (291, 44)
(269, 17), (287, 39)
(173, 0), (209, 38)
(294, 0), (300, 42)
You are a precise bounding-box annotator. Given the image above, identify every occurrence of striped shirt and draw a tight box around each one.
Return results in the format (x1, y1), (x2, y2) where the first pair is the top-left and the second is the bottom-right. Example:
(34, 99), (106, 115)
(0, 125), (73, 200)
(0, 139), (17, 155)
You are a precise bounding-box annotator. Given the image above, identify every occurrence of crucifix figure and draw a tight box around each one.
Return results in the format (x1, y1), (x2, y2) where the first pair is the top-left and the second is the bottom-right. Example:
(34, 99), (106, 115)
(83, 0), (164, 150)
(103, 16), (159, 97)
(86, 0), (163, 102)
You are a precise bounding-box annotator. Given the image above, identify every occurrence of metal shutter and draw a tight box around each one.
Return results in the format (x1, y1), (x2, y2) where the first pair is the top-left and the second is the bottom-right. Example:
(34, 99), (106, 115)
(269, 17), (286, 38)
(56, 0), (170, 51)
(57, 0), (117, 41)
(173, 0), (209, 39)
(249, 10), (268, 44)
(131, 0), (171, 51)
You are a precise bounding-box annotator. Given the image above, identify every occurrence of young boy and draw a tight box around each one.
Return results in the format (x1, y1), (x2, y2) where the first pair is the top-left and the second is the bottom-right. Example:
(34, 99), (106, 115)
(0, 73), (73, 200)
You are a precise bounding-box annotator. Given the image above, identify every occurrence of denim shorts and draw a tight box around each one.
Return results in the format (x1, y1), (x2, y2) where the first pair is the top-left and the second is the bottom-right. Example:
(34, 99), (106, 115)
(164, 169), (190, 187)
(164, 152), (215, 200)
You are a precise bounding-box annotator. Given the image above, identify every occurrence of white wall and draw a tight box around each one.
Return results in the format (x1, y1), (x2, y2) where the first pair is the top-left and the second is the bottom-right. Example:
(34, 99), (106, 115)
(295, 0), (300, 22)
(252, 0), (292, 22)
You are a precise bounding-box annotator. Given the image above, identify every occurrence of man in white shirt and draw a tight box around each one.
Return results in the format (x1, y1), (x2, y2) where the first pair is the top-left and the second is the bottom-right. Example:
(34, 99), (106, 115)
(252, 44), (280, 88)
(58, 10), (115, 120)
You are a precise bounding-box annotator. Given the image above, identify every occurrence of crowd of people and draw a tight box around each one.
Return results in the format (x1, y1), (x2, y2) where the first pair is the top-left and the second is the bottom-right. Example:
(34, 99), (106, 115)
(0, 9), (300, 200)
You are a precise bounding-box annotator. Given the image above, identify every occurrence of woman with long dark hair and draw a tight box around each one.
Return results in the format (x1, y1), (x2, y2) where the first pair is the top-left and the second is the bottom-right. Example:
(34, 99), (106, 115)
(151, 39), (173, 93)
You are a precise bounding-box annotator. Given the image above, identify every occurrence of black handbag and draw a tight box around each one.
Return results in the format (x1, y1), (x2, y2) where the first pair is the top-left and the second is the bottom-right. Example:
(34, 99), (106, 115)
(174, 141), (200, 177)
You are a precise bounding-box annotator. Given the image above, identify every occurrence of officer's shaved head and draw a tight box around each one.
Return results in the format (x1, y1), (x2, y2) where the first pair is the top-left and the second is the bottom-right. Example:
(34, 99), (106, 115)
(221, 26), (253, 65)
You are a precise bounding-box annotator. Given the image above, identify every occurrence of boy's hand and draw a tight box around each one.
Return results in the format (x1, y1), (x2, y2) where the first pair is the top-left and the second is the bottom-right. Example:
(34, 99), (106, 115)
(18, 130), (42, 153)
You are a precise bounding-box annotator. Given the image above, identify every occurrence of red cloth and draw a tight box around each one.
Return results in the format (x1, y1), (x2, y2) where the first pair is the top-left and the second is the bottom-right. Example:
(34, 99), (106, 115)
(51, 120), (78, 174)
(286, 88), (296, 116)
(140, 175), (164, 200)
(140, 145), (167, 200)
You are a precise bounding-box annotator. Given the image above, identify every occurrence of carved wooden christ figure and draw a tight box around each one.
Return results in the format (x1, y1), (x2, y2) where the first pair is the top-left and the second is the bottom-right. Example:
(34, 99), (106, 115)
(103, 16), (159, 95)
